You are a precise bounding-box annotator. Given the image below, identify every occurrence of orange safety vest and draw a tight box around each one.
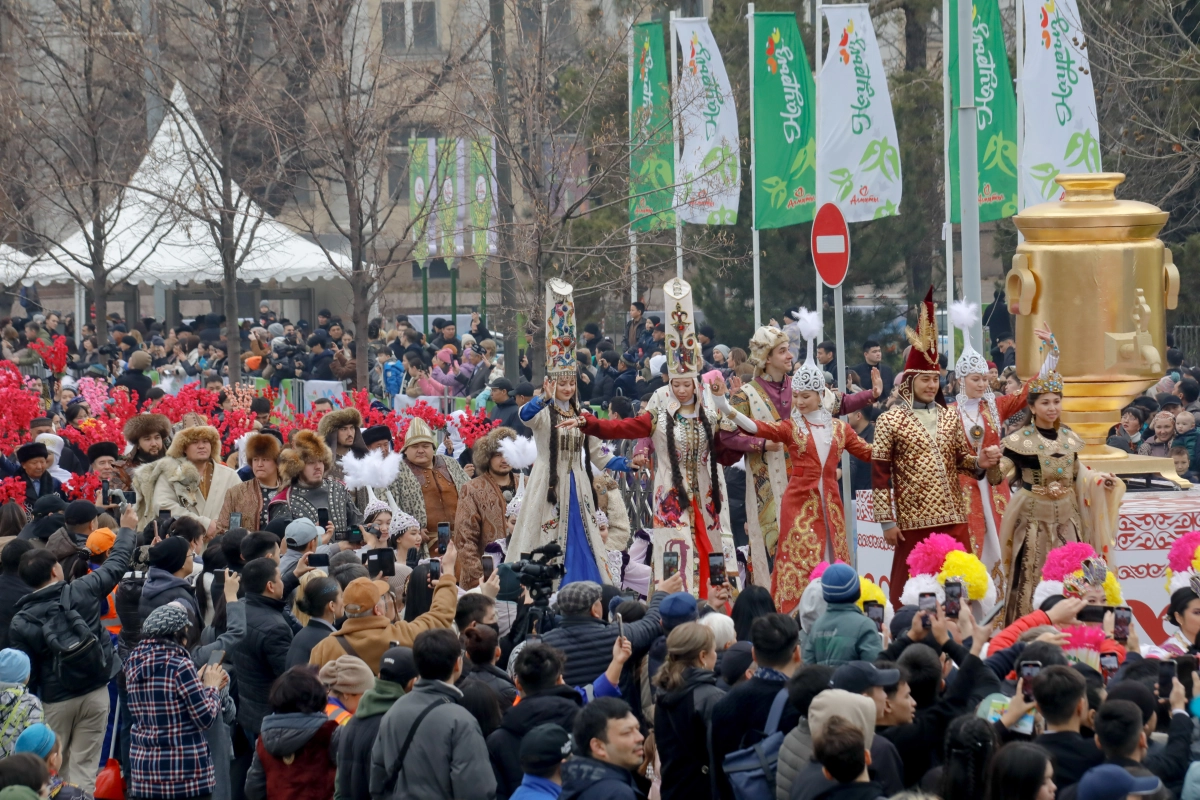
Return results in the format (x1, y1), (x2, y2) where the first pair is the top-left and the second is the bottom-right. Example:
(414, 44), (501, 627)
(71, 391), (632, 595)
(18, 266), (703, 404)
(324, 701), (352, 726)
(102, 588), (121, 636)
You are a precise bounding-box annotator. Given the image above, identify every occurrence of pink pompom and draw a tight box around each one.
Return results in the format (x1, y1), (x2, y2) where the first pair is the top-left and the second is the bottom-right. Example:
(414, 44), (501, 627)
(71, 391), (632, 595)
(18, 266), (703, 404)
(809, 559), (845, 581)
(1168, 531), (1200, 573)
(906, 533), (966, 576)
(1041, 542), (1097, 582)
(1061, 624), (1107, 653)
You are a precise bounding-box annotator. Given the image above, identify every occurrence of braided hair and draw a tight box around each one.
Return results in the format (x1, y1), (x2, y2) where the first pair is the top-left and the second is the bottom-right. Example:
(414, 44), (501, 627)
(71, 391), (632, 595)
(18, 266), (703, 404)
(663, 396), (722, 517)
(938, 715), (998, 800)
(545, 393), (598, 510)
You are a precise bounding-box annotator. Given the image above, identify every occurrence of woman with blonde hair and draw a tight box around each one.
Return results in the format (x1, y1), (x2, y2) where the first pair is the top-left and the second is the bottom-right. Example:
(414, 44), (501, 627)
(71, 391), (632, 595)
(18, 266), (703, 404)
(652, 622), (725, 800)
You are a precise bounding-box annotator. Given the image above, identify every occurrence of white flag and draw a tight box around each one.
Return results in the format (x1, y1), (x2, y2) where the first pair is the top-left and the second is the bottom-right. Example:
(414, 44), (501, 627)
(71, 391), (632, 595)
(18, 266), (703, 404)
(817, 5), (902, 223)
(673, 18), (741, 225)
(1019, 0), (1100, 208)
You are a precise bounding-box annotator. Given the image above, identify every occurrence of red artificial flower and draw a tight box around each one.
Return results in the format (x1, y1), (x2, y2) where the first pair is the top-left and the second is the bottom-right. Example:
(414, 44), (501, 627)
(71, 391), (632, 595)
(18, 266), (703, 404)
(456, 407), (500, 448)
(30, 336), (68, 375)
(155, 384), (220, 423)
(64, 472), (102, 502)
(217, 410), (258, 458)
(0, 477), (27, 507)
(0, 363), (45, 457)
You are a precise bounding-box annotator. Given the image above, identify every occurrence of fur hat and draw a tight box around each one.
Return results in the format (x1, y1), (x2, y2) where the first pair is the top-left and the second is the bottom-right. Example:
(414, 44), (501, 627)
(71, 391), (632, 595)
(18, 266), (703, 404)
(167, 425), (221, 460)
(174, 412), (209, 434)
(317, 408), (363, 441)
(279, 430), (334, 483)
(245, 432), (282, 462)
(747, 326), (790, 377)
(473, 427), (517, 474)
(124, 414), (171, 447)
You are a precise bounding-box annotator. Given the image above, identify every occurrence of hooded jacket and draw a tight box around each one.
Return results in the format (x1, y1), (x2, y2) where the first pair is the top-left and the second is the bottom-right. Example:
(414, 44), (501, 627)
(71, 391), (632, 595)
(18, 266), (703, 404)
(800, 603), (883, 668)
(245, 712), (339, 800)
(560, 757), (645, 800)
(138, 567), (203, 649)
(17, 513), (64, 543)
(461, 661), (518, 705)
(654, 667), (726, 800)
(488, 685), (583, 800)
(335, 678), (407, 800)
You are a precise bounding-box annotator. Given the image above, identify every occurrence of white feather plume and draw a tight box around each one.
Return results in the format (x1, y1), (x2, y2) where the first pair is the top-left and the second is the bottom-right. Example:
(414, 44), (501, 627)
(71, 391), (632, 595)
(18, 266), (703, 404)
(899, 574), (945, 606)
(795, 307), (822, 344)
(1032, 580), (1065, 611)
(499, 436), (538, 471)
(340, 449), (403, 491)
(235, 431), (253, 469)
(949, 300), (980, 332)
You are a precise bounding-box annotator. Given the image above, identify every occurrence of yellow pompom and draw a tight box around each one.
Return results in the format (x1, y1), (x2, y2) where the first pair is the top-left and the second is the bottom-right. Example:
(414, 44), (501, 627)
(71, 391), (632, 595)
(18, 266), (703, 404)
(1191, 551), (1200, 574)
(938, 550), (989, 601)
(856, 577), (887, 610)
(1103, 570), (1124, 606)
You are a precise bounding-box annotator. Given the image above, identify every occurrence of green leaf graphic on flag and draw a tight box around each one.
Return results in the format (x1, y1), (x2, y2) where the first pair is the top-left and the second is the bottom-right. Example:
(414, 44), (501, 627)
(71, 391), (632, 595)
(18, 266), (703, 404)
(762, 176), (788, 209)
(859, 137), (900, 181)
(983, 132), (1017, 178)
(1064, 130), (1101, 171)
(873, 199), (897, 219)
(830, 168), (854, 202)
(1030, 163), (1061, 199)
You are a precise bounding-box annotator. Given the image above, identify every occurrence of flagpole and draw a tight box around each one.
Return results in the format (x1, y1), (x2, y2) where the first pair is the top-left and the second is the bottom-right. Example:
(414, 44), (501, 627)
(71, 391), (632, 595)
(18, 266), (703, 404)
(670, 9), (684, 280)
(749, 3), (761, 329)
(628, 19), (638, 303)
(814, 0), (824, 336)
(956, 0), (983, 350)
(1015, 0), (1025, 244)
(942, 0), (955, 366)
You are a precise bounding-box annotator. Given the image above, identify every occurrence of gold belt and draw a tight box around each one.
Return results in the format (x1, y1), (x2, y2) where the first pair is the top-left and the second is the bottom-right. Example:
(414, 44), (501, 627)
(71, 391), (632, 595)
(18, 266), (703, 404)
(1031, 481), (1071, 500)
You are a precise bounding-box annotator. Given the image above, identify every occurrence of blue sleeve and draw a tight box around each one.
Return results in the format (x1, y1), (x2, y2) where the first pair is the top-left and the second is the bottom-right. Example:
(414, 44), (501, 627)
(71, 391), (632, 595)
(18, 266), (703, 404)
(518, 395), (546, 422)
(604, 456), (632, 473)
(592, 672), (622, 699)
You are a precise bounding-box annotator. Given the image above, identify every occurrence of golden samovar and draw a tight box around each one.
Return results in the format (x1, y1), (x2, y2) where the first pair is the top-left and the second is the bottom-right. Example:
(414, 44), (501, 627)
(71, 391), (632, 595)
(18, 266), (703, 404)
(1006, 173), (1183, 482)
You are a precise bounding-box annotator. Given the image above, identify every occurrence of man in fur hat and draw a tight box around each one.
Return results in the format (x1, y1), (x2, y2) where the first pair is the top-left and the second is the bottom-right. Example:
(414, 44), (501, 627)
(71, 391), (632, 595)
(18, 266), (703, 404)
(11, 442), (62, 505)
(114, 413), (171, 496)
(453, 427), (519, 587)
(217, 432), (283, 532)
(318, 407), (370, 510)
(86, 442), (127, 509)
(144, 425), (241, 537)
(269, 430), (362, 540)
(388, 418), (469, 554)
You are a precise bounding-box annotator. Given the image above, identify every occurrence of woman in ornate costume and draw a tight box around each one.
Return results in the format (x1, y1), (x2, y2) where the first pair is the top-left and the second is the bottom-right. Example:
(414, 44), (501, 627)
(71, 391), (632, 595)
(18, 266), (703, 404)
(560, 278), (736, 598)
(504, 279), (630, 586)
(997, 334), (1124, 623)
(948, 300), (1057, 593)
(716, 309), (873, 614)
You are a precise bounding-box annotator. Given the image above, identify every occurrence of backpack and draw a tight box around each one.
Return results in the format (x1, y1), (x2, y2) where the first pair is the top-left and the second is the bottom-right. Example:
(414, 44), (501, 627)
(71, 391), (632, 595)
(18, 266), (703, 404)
(42, 583), (108, 688)
(384, 361), (405, 397)
(722, 688), (789, 800)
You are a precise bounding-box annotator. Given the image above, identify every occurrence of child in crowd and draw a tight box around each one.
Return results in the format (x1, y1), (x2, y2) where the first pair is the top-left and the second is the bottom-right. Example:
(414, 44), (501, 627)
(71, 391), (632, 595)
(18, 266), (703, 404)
(0, 651), (41, 759)
(13, 724), (90, 800)
(1171, 446), (1198, 483)
(1174, 411), (1198, 473)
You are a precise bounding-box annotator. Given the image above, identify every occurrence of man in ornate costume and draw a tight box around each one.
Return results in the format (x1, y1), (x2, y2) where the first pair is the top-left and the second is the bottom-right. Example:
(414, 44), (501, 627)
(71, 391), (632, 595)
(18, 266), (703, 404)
(389, 417), (470, 555)
(719, 324), (881, 587)
(269, 430), (362, 539)
(453, 426), (519, 587)
(317, 407), (371, 510)
(872, 288), (1001, 606)
(563, 278), (736, 597)
(505, 279), (628, 585)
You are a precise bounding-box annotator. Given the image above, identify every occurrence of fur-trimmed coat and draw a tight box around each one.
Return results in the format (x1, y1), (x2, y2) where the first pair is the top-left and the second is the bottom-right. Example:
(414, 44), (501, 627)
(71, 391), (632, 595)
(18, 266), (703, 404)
(388, 455), (469, 537)
(147, 457), (241, 529)
(453, 474), (517, 588)
(216, 478), (279, 533)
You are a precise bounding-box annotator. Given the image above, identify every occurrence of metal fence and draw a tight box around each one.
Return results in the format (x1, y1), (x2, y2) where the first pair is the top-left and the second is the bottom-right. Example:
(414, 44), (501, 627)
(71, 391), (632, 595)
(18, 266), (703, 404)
(1174, 326), (1200, 363)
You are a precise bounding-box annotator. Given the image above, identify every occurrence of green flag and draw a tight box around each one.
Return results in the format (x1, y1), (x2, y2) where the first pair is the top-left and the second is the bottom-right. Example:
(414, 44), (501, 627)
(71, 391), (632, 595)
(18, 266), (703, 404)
(436, 137), (459, 256)
(752, 12), (816, 229)
(948, 0), (1018, 222)
(409, 137), (434, 264)
(468, 139), (495, 258)
(629, 22), (675, 232)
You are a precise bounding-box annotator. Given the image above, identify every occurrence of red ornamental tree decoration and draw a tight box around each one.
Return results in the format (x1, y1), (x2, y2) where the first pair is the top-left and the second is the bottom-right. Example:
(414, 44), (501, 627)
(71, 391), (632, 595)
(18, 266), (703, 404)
(64, 472), (102, 502)
(30, 336), (68, 375)
(389, 401), (449, 445)
(0, 363), (45, 457)
(0, 477), (27, 508)
(455, 407), (500, 448)
(338, 390), (387, 429)
(216, 410), (258, 458)
(155, 384), (220, 423)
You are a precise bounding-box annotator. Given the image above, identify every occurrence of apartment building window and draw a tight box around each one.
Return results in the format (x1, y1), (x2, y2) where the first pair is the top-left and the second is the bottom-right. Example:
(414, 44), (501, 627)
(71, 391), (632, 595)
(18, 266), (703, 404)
(382, 0), (439, 54)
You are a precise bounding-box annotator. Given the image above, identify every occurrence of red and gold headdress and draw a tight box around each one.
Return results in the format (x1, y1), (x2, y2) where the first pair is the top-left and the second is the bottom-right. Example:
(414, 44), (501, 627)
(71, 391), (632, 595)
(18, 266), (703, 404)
(545, 278), (577, 380)
(664, 278), (701, 380)
(903, 286), (940, 377)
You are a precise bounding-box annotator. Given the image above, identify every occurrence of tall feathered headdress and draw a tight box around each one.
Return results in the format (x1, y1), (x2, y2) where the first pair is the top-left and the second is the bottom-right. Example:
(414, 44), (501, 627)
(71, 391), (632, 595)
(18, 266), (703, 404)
(791, 307), (825, 393)
(340, 448), (404, 491)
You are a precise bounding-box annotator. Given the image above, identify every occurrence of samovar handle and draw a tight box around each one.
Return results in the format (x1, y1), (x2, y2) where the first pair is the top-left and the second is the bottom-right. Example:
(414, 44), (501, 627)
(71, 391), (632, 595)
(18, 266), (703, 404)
(1006, 254), (1037, 316)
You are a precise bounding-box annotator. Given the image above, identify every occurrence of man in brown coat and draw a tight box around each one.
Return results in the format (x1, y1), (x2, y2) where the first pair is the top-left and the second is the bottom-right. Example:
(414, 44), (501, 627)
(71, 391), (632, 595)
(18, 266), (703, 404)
(216, 431), (283, 532)
(453, 427), (519, 588)
(308, 554), (460, 674)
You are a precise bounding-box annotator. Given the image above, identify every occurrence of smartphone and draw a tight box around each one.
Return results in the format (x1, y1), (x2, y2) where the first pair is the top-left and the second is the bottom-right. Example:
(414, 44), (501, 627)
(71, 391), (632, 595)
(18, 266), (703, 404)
(1078, 605), (1108, 624)
(406, 547), (420, 569)
(101, 479), (109, 501)
(1020, 661), (1042, 703)
(482, 555), (495, 581)
(367, 548), (396, 577)
(919, 592), (937, 629)
(1113, 606), (1132, 643)
(229, 512), (243, 530)
(944, 581), (963, 619)
(307, 552), (330, 568)
(1100, 652), (1119, 676)
(663, 551), (680, 581)
(158, 509), (171, 531)
(708, 552), (726, 586)
(1178, 655), (1197, 700)
(616, 611), (625, 641)
(864, 601), (885, 633)
(348, 528), (364, 545)
(1159, 658), (1177, 699)
(428, 558), (441, 581)
(436, 522), (451, 554)
(207, 649), (225, 667)
(123, 491), (137, 505)
(317, 507), (330, 528)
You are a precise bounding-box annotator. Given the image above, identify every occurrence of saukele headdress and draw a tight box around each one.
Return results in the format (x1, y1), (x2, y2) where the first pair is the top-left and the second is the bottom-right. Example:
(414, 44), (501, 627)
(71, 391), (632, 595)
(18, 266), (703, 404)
(545, 278), (577, 380)
(663, 278), (701, 380)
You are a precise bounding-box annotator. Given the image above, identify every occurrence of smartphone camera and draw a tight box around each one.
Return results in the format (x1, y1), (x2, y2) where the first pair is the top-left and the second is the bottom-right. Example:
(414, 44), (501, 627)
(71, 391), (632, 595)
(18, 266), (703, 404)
(1113, 606), (1132, 643)
(663, 551), (680, 581)
(918, 592), (937, 629)
(707, 552), (726, 587)
(943, 581), (963, 620)
(864, 601), (884, 633)
(1020, 661), (1042, 703)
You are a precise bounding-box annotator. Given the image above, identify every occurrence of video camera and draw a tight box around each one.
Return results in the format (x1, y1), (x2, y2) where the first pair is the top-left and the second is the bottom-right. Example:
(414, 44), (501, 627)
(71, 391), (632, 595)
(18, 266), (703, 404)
(510, 542), (564, 605)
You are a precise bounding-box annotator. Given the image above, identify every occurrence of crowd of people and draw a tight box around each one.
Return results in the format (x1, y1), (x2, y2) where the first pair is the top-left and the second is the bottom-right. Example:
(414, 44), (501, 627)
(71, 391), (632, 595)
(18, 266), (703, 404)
(0, 279), (1197, 800)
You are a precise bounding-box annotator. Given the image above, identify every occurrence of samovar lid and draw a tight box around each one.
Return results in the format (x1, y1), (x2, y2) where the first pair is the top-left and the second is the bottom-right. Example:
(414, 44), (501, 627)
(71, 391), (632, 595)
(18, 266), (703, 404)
(1014, 173), (1168, 242)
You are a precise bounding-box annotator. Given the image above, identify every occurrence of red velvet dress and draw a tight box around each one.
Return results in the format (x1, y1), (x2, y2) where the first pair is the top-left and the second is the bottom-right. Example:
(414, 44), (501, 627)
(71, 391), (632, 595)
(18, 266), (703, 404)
(753, 416), (873, 615)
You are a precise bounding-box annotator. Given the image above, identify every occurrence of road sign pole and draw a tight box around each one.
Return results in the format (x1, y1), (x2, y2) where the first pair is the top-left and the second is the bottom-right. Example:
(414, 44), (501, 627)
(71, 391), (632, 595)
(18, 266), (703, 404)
(835, 282), (854, 564)
(748, 3), (761, 330)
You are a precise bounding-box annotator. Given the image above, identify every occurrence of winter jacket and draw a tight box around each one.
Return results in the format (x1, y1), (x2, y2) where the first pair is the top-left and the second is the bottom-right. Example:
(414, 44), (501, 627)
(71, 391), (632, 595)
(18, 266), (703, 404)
(654, 667), (726, 800)
(0, 574), (31, 650)
(232, 593), (294, 735)
(560, 757), (644, 800)
(540, 590), (665, 698)
(776, 718), (812, 800)
(488, 685), (584, 800)
(489, 398), (529, 438)
(17, 513), (63, 543)
(138, 566), (203, 650)
(0, 682), (42, 758)
(461, 662), (518, 706)
(510, 775), (563, 800)
(800, 603), (883, 668)
(335, 678), (407, 800)
(124, 638), (221, 799)
(309, 350), (336, 381)
(710, 676), (799, 800)
(793, 776), (887, 800)
(287, 619), (336, 669)
(216, 477), (277, 534)
(44, 528), (90, 583)
(369, 679), (496, 800)
(989, 610), (1127, 664)
(590, 367), (617, 407)
(612, 368), (638, 399)
(9, 526), (134, 702)
(246, 712), (339, 800)
(114, 369), (153, 408)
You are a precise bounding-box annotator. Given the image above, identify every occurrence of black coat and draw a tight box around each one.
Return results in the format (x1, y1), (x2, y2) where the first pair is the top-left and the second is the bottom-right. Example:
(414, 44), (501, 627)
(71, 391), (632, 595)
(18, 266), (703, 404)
(561, 757), (645, 800)
(308, 349), (336, 381)
(336, 678), (405, 800)
(0, 573), (31, 650)
(138, 567), (202, 651)
(232, 593), (294, 734)
(654, 667), (726, 800)
(489, 399), (529, 438)
(710, 677), (800, 800)
(286, 619), (335, 669)
(487, 685), (583, 800)
(9, 527), (135, 702)
(460, 662), (517, 705)
(18, 514), (65, 542)
(114, 369), (153, 408)
(17, 470), (60, 506)
(1033, 731), (1104, 790)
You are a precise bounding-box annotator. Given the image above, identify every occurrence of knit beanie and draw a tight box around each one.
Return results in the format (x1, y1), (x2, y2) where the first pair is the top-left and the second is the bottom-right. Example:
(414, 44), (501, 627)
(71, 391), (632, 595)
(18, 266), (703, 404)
(0, 649), (30, 684)
(319, 655), (376, 694)
(148, 536), (191, 574)
(821, 563), (861, 604)
(14, 723), (56, 759)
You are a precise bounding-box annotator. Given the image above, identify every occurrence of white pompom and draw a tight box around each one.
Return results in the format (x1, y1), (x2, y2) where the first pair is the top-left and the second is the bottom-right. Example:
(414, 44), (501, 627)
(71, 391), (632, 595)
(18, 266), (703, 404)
(796, 307), (822, 344)
(949, 300), (979, 332)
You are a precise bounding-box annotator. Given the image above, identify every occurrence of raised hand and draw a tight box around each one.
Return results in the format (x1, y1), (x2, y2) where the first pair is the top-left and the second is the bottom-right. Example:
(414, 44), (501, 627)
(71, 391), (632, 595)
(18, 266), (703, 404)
(871, 368), (883, 399)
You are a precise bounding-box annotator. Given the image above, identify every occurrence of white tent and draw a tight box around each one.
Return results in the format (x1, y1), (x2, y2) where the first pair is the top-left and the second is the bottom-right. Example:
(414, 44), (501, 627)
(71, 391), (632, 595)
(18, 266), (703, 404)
(0, 244), (34, 286)
(25, 84), (352, 287)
